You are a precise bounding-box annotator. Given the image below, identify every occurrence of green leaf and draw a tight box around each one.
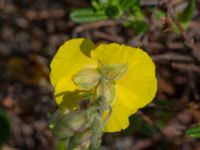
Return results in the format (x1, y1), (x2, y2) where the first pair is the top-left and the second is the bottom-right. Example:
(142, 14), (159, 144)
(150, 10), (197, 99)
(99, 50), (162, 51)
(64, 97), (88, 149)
(173, 0), (195, 31)
(70, 9), (108, 23)
(186, 124), (200, 138)
(177, 0), (195, 23)
(131, 0), (145, 21)
(126, 1), (148, 35)
(0, 107), (10, 145)
(120, 0), (137, 10)
(132, 21), (148, 35)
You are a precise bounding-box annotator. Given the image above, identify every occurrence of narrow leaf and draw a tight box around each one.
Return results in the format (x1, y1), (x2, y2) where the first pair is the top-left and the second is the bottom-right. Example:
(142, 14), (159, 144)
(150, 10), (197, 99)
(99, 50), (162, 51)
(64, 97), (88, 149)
(177, 0), (195, 23)
(186, 124), (200, 138)
(70, 9), (108, 23)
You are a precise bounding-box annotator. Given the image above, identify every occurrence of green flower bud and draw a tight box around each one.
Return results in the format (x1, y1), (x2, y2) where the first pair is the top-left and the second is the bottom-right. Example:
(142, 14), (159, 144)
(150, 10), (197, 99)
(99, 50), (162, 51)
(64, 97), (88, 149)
(99, 63), (128, 81)
(73, 68), (101, 91)
(51, 109), (90, 139)
(50, 107), (100, 140)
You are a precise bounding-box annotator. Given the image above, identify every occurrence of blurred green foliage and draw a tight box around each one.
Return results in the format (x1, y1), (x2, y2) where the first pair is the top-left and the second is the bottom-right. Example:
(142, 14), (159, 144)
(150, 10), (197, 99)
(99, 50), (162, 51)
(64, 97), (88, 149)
(70, 0), (195, 34)
(174, 0), (195, 31)
(186, 124), (200, 138)
(0, 106), (11, 145)
(55, 140), (66, 150)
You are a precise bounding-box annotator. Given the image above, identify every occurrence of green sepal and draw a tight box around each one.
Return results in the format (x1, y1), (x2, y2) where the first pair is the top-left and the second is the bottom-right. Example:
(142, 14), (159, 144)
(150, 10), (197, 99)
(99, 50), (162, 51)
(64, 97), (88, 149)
(99, 63), (128, 81)
(96, 79), (116, 104)
(73, 68), (101, 91)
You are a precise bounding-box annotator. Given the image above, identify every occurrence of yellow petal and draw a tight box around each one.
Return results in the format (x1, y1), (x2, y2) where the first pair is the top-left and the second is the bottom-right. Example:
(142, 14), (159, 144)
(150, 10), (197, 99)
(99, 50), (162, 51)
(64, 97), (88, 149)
(118, 48), (157, 108)
(91, 43), (132, 65)
(91, 43), (157, 108)
(50, 38), (97, 87)
(103, 85), (138, 132)
(54, 77), (82, 109)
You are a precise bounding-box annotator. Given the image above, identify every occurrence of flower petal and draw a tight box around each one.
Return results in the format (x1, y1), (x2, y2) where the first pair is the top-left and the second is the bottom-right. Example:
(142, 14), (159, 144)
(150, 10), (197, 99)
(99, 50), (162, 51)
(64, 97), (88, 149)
(118, 48), (157, 108)
(103, 85), (138, 132)
(50, 38), (97, 87)
(91, 43), (157, 108)
(54, 77), (82, 109)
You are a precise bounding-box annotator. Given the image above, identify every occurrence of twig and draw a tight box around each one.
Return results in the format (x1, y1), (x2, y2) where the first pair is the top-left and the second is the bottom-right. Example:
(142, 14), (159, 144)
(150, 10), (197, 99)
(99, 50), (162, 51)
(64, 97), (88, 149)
(167, 0), (200, 60)
(73, 20), (122, 37)
(171, 62), (200, 74)
(93, 30), (124, 43)
(152, 52), (193, 62)
(24, 9), (66, 20)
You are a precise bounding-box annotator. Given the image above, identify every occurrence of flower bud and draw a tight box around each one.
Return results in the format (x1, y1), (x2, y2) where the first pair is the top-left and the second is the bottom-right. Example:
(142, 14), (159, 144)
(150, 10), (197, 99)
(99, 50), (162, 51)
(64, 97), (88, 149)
(51, 110), (90, 139)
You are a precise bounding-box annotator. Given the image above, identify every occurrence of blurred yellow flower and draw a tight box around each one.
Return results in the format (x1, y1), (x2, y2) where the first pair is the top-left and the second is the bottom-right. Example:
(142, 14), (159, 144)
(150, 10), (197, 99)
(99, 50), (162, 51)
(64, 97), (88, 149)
(50, 38), (157, 132)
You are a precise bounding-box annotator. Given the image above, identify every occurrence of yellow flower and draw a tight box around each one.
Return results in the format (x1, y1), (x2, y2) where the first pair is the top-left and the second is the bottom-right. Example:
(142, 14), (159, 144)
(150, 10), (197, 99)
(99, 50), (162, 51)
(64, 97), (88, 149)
(50, 38), (157, 132)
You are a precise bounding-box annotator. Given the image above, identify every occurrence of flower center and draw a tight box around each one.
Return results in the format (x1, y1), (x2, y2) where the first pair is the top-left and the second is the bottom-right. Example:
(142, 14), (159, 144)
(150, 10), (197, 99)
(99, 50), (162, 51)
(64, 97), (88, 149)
(72, 63), (128, 104)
